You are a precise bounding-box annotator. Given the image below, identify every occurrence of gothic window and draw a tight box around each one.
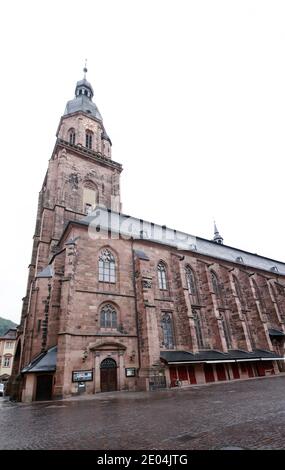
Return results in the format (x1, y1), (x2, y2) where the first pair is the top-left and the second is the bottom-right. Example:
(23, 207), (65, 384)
(161, 313), (174, 349)
(185, 265), (197, 295)
(192, 309), (204, 349)
(233, 275), (245, 308)
(99, 249), (116, 283)
(68, 128), (76, 145)
(157, 262), (168, 290)
(220, 313), (232, 349)
(85, 130), (93, 149)
(252, 279), (265, 309)
(100, 304), (117, 329)
(211, 271), (221, 298)
(245, 318), (255, 349)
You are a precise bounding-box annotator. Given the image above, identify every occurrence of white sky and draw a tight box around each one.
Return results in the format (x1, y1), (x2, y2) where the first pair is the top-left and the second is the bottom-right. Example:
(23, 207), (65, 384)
(1, 0), (285, 324)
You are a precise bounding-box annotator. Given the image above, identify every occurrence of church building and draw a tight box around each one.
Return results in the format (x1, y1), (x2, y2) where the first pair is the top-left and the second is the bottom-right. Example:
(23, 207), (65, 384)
(11, 69), (285, 402)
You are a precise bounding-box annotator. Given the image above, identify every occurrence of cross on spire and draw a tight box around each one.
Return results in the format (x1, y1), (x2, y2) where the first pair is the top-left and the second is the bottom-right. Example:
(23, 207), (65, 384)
(83, 59), (88, 79)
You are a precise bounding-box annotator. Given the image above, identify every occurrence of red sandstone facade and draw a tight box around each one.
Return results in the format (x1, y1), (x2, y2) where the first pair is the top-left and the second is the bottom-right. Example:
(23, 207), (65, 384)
(11, 73), (285, 402)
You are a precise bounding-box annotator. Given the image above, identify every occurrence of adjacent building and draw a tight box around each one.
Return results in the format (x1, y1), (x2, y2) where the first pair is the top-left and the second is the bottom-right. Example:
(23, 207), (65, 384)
(10, 70), (285, 402)
(0, 328), (17, 390)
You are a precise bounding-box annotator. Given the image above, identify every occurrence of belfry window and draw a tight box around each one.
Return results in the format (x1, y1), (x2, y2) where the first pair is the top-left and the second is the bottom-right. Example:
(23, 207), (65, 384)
(85, 130), (93, 149)
(68, 128), (76, 145)
(157, 262), (168, 290)
(161, 313), (174, 349)
(185, 265), (197, 295)
(100, 304), (117, 328)
(99, 249), (116, 283)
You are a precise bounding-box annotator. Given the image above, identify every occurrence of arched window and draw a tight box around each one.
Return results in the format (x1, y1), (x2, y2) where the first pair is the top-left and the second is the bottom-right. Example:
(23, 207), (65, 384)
(185, 265), (197, 295)
(68, 128), (76, 145)
(99, 249), (116, 283)
(161, 313), (174, 349)
(85, 130), (93, 149)
(157, 262), (168, 290)
(192, 309), (204, 349)
(233, 275), (245, 308)
(100, 304), (117, 328)
(211, 271), (221, 298)
(252, 278), (266, 309)
(220, 313), (232, 349)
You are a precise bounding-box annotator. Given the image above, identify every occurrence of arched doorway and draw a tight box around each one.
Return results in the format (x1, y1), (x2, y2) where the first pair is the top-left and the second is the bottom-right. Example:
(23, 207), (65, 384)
(100, 358), (117, 392)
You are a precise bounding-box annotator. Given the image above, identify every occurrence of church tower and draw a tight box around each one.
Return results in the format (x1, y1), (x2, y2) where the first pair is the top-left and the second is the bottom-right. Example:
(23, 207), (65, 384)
(17, 68), (123, 372)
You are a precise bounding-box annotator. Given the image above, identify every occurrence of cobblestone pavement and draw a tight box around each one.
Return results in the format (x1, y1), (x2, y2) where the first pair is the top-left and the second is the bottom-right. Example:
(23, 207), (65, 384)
(1, 375), (285, 450)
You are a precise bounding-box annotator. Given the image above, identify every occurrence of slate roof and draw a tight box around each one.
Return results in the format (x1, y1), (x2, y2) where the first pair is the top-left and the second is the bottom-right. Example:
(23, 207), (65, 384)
(64, 94), (103, 121)
(22, 346), (57, 373)
(0, 328), (17, 340)
(62, 206), (285, 277)
(268, 328), (285, 337)
(160, 349), (284, 363)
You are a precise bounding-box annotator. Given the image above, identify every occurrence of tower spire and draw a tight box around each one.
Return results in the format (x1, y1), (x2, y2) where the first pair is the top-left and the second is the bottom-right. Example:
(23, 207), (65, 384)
(213, 220), (224, 245)
(83, 59), (88, 79)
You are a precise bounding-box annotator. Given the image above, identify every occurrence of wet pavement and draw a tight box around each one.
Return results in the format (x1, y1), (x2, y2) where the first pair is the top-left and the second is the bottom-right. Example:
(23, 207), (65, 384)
(1, 375), (285, 449)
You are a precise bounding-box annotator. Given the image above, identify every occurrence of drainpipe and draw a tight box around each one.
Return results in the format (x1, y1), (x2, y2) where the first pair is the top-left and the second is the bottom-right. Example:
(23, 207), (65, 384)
(131, 238), (141, 371)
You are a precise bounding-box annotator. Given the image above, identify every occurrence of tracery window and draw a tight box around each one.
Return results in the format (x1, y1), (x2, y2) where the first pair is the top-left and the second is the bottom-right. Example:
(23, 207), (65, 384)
(85, 130), (93, 149)
(211, 271), (221, 298)
(100, 304), (117, 329)
(233, 275), (245, 308)
(192, 309), (204, 349)
(185, 265), (196, 295)
(161, 313), (174, 349)
(99, 249), (116, 283)
(220, 313), (232, 349)
(157, 262), (168, 290)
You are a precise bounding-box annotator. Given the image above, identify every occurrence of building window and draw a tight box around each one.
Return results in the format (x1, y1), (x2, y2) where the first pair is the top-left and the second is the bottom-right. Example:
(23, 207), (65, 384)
(192, 309), (204, 349)
(157, 262), (168, 290)
(220, 313), (232, 349)
(185, 265), (196, 295)
(3, 356), (11, 367)
(211, 271), (221, 298)
(233, 275), (245, 308)
(100, 304), (117, 329)
(84, 203), (93, 215)
(99, 249), (116, 283)
(5, 341), (13, 349)
(161, 313), (174, 349)
(68, 128), (76, 145)
(85, 130), (93, 149)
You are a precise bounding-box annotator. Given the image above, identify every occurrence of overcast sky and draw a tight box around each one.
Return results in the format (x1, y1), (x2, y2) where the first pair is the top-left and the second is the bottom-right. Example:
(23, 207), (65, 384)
(1, 1), (285, 324)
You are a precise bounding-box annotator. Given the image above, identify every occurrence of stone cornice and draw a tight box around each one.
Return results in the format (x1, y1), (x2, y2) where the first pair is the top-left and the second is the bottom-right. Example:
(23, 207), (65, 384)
(52, 139), (123, 172)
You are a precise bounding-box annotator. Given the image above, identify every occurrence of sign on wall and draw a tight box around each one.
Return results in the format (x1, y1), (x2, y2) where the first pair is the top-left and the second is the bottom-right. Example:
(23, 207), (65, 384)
(72, 370), (93, 382)
(125, 368), (136, 377)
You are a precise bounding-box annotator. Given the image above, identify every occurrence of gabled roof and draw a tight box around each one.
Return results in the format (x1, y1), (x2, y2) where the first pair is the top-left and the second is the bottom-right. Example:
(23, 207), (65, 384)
(58, 206), (285, 277)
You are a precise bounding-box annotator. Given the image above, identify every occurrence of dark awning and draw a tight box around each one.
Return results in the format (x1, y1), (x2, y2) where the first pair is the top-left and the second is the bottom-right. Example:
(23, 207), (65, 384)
(268, 328), (285, 338)
(22, 346), (57, 373)
(160, 349), (284, 364)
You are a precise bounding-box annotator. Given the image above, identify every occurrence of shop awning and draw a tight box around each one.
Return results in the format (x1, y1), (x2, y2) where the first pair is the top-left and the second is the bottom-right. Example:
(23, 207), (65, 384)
(22, 346), (57, 373)
(160, 349), (284, 365)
